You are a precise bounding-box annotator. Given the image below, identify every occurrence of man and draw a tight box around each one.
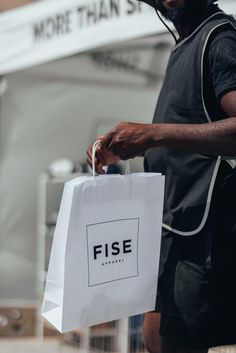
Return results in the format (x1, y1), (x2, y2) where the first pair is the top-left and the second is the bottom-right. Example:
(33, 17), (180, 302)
(87, 0), (236, 352)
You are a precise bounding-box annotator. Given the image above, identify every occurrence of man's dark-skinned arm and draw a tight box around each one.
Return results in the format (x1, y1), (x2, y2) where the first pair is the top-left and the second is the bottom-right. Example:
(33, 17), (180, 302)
(100, 91), (236, 159)
(87, 90), (236, 171)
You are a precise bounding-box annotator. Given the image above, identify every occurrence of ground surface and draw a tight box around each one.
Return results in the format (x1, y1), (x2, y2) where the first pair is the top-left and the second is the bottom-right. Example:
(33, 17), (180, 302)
(0, 338), (236, 353)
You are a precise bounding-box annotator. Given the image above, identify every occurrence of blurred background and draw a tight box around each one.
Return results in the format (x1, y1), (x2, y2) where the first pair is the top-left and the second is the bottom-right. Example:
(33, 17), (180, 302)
(0, 0), (235, 352)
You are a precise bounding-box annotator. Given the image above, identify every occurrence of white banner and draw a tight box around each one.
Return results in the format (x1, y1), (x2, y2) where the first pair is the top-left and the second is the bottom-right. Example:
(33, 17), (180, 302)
(0, 0), (235, 75)
(0, 0), (166, 74)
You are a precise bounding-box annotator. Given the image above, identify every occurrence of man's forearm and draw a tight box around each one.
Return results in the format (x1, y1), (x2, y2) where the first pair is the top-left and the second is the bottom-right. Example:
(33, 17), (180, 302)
(152, 117), (236, 156)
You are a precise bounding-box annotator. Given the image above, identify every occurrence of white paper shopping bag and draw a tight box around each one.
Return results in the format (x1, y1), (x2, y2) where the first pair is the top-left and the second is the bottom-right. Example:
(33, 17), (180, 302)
(42, 171), (164, 333)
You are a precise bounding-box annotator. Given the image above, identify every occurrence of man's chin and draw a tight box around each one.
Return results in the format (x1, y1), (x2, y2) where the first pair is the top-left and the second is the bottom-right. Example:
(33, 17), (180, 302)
(156, 0), (208, 24)
(157, 4), (189, 23)
(159, 7), (187, 22)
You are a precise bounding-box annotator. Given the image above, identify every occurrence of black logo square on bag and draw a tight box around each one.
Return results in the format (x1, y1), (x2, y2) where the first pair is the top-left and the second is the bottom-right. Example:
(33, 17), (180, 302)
(86, 218), (139, 286)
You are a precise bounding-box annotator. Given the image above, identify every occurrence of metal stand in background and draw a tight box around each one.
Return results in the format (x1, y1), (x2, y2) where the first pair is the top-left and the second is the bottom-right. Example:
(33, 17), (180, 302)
(117, 319), (130, 353)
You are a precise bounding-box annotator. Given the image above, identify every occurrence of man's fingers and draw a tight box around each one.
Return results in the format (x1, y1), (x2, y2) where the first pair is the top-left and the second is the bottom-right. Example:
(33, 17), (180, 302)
(100, 134), (113, 149)
(87, 151), (92, 167)
(97, 166), (105, 174)
(87, 143), (107, 174)
(87, 146), (93, 161)
(87, 144), (104, 165)
(87, 149), (97, 167)
(87, 155), (105, 174)
(96, 146), (107, 165)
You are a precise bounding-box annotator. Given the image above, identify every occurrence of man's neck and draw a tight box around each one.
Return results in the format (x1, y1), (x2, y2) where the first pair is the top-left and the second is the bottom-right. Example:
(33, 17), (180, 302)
(174, 4), (220, 40)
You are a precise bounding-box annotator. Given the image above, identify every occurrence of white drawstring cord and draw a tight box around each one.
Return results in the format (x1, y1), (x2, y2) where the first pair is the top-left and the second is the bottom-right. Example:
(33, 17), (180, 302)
(92, 140), (101, 178)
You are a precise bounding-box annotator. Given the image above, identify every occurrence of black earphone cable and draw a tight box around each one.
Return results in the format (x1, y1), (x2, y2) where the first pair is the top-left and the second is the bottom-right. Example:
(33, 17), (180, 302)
(154, 5), (178, 43)
(151, 0), (217, 44)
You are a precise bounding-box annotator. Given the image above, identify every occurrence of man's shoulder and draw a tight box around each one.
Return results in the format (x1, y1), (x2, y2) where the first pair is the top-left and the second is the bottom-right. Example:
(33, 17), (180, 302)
(208, 21), (236, 54)
(204, 12), (236, 54)
(209, 26), (236, 46)
(202, 10), (236, 35)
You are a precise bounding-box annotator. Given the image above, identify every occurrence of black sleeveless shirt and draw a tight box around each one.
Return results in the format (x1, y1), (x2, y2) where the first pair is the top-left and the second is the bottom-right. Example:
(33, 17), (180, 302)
(144, 11), (236, 236)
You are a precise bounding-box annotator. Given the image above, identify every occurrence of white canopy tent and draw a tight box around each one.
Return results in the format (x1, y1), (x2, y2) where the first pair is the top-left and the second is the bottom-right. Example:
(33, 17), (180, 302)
(0, 0), (235, 304)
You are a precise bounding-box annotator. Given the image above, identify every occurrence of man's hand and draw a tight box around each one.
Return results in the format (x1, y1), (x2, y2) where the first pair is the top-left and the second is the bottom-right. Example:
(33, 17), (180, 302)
(101, 122), (155, 160)
(87, 141), (120, 174)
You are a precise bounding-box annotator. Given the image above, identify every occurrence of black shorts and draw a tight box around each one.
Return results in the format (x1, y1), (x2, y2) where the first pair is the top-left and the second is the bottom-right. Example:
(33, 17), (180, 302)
(155, 164), (236, 349)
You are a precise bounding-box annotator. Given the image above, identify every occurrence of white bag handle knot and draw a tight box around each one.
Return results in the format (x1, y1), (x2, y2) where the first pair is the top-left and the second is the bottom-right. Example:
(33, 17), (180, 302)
(92, 139), (131, 177)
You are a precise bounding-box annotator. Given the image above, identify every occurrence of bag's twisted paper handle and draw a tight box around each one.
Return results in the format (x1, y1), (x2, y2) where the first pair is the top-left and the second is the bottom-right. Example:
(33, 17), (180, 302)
(92, 140), (101, 177)
(92, 140), (131, 177)
(125, 160), (131, 175)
